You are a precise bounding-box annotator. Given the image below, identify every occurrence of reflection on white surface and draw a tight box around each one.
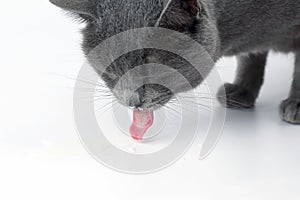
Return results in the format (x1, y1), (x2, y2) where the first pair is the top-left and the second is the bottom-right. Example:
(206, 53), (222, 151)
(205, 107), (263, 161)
(95, 83), (215, 156)
(0, 1), (300, 200)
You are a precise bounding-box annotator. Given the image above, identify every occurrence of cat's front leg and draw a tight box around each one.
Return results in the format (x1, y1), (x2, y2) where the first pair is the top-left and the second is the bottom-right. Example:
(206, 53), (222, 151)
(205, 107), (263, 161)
(217, 52), (268, 109)
(280, 52), (300, 124)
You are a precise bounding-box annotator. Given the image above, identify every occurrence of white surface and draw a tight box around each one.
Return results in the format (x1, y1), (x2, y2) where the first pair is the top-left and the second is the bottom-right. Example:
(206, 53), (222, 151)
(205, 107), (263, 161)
(0, 1), (300, 200)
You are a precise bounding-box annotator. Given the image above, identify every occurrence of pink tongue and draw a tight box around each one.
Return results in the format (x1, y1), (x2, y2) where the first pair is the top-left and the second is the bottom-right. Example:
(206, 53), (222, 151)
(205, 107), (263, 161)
(130, 110), (154, 141)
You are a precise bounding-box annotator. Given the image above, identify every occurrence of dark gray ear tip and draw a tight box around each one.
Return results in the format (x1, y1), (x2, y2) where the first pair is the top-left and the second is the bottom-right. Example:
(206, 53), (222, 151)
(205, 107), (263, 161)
(49, 0), (70, 9)
(49, 0), (59, 6)
(49, 0), (99, 20)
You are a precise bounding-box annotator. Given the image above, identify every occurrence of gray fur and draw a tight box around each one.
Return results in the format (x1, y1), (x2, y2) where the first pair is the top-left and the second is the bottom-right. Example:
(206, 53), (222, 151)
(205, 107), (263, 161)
(217, 52), (268, 109)
(280, 52), (300, 124)
(50, 0), (300, 124)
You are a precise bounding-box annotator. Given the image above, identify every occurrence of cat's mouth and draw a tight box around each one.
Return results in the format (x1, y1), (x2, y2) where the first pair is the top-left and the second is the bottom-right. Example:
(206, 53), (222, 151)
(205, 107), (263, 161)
(130, 109), (154, 141)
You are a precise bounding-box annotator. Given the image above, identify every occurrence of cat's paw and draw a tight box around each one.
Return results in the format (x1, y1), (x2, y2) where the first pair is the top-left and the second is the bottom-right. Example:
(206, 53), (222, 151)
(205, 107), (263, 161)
(279, 98), (300, 124)
(217, 83), (256, 109)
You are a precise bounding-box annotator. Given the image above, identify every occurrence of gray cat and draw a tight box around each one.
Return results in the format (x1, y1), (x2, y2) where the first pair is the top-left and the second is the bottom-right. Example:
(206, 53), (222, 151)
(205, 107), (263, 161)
(50, 0), (300, 124)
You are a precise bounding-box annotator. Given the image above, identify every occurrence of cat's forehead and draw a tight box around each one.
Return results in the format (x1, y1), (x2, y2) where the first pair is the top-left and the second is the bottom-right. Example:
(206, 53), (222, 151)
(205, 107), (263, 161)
(99, 0), (165, 12)
(99, 0), (165, 28)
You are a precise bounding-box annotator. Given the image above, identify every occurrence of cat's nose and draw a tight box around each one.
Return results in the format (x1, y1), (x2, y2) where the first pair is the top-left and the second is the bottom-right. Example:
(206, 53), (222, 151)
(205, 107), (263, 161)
(128, 91), (144, 109)
(145, 55), (158, 63)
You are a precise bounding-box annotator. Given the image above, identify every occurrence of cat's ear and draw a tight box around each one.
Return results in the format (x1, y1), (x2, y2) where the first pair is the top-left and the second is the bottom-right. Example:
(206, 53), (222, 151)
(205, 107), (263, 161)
(163, 0), (202, 16)
(50, 0), (98, 20)
(181, 0), (202, 16)
(157, 0), (202, 29)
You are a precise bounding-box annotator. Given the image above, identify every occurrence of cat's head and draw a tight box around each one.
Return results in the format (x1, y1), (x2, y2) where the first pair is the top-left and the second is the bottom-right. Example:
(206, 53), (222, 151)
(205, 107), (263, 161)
(50, 0), (219, 110)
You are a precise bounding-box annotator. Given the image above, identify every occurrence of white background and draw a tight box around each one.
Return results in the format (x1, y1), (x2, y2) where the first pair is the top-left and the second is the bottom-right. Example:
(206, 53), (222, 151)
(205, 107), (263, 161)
(0, 1), (300, 199)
